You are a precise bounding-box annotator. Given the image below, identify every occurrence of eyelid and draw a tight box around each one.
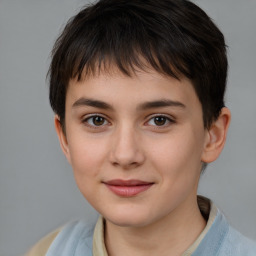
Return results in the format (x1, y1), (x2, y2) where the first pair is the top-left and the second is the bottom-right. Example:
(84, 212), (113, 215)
(144, 113), (176, 127)
(82, 113), (111, 128)
(146, 113), (175, 121)
(82, 113), (108, 119)
(80, 113), (175, 129)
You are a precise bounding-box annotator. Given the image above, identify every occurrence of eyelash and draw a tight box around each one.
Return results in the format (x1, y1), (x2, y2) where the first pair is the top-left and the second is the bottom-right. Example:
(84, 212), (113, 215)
(82, 114), (175, 129)
(145, 114), (175, 128)
(82, 114), (110, 129)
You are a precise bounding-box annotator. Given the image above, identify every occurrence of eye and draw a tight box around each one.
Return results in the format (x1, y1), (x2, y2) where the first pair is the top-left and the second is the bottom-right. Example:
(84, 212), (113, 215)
(147, 115), (174, 127)
(83, 115), (109, 127)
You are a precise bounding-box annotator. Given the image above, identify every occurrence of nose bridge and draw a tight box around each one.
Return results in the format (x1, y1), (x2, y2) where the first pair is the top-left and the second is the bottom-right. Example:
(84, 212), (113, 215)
(110, 122), (144, 168)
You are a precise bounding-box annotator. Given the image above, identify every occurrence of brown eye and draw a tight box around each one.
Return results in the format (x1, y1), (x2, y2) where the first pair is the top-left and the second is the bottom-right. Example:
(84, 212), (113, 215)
(154, 116), (168, 126)
(85, 115), (108, 127)
(93, 116), (105, 126)
(147, 115), (174, 127)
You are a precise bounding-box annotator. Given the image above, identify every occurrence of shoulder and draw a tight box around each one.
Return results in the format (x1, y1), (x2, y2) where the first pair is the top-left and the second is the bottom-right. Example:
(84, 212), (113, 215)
(218, 226), (256, 256)
(26, 228), (61, 256)
(46, 220), (96, 256)
(192, 203), (256, 256)
(26, 220), (96, 256)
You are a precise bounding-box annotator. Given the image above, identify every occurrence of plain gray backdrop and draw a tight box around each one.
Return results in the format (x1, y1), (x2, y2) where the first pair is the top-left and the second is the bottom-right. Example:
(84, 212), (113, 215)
(0, 0), (255, 255)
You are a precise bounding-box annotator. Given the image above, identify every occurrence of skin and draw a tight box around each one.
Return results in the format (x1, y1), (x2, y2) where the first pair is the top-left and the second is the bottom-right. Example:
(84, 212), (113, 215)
(55, 69), (231, 256)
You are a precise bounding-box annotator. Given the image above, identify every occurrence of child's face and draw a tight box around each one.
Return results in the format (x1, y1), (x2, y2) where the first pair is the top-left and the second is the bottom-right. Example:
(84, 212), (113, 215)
(57, 69), (210, 227)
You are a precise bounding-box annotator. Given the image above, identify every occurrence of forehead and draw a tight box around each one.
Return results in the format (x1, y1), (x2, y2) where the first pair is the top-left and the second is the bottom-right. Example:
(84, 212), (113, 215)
(66, 69), (201, 115)
(67, 68), (195, 98)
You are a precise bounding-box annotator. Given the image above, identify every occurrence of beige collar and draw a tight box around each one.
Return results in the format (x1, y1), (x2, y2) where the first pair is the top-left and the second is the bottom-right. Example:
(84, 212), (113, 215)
(93, 196), (218, 256)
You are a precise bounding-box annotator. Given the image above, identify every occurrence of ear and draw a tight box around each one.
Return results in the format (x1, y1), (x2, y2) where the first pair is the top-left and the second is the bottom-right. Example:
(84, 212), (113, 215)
(201, 107), (231, 163)
(54, 115), (71, 164)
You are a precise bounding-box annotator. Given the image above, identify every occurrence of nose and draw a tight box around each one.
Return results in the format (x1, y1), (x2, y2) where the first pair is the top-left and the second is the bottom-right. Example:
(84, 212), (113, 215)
(109, 124), (145, 169)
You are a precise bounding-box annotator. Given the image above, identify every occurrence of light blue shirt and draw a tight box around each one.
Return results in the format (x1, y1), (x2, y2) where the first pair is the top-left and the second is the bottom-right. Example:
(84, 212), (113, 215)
(46, 206), (256, 256)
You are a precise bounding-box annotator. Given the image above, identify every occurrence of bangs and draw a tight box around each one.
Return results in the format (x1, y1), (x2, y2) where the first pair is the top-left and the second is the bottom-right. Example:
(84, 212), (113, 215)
(49, 0), (227, 130)
(50, 2), (192, 82)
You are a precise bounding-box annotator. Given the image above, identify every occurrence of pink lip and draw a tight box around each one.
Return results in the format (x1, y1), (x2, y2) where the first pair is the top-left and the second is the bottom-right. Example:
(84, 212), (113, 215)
(103, 179), (154, 197)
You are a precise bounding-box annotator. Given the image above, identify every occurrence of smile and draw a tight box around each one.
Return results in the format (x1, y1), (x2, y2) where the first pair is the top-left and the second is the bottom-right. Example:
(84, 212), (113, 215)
(103, 179), (154, 197)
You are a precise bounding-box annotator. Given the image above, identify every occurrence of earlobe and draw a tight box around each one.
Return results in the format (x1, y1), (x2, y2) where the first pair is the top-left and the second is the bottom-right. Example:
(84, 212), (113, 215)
(201, 107), (231, 163)
(54, 116), (71, 163)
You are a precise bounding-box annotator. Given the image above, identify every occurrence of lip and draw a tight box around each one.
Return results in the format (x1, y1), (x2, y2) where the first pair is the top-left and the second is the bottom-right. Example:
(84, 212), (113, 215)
(103, 179), (154, 197)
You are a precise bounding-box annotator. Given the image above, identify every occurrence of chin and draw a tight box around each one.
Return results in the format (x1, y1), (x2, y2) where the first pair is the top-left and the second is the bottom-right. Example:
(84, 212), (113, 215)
(107, 216), (151, 228)
(102, 207), (156, 228)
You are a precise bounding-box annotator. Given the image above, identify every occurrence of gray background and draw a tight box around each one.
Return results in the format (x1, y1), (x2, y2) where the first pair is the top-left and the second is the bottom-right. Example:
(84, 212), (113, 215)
(0, 0), (255, 255)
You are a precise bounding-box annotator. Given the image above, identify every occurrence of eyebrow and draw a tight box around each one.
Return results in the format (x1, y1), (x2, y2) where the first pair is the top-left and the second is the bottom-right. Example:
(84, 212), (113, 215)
(137, 99), (185, 111)
(72, 97), (185, 111)
(72, 98), (114, 110)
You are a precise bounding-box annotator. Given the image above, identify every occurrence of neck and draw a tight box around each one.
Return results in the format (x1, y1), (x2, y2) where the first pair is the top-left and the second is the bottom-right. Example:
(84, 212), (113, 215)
(105, 195), (206, 256)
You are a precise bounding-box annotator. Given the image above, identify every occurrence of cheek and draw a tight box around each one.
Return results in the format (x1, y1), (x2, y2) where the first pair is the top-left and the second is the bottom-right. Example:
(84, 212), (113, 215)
(68, 138), (108, 207)
(68, 136), (108, 180)
(145, 131), (204, 210)
(147, 128), (204, 182)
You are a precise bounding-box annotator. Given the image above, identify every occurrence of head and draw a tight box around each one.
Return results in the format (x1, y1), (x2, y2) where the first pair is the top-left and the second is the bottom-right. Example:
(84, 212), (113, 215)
(49, 0), (231, 227)
(49, 0), (228, 131)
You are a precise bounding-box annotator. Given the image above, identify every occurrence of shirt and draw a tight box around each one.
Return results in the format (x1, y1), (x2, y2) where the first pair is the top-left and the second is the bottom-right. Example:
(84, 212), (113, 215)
(26, 197), (256, 255)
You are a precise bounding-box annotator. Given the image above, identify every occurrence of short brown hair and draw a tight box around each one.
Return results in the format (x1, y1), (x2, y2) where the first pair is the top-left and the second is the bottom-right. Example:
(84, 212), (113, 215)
(49, 0), (227, 130)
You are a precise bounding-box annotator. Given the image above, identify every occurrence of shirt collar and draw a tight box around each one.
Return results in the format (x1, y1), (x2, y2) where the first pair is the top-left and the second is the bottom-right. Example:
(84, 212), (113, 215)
(92, 196), (217, 256)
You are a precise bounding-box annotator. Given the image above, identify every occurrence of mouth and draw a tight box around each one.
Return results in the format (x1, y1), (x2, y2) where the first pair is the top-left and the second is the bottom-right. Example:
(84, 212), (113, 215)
(103, 179), (154, 197)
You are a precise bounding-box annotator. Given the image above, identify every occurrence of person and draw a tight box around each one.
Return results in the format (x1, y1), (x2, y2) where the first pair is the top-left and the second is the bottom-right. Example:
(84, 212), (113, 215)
(26, 0), (256, 255)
